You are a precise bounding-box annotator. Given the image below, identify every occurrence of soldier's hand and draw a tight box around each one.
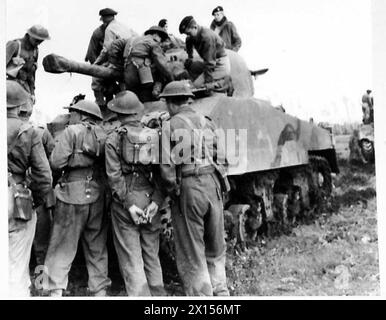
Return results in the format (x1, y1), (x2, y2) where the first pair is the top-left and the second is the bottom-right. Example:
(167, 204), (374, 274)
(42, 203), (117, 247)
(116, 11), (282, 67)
(144, 201), (158, 223)
(128, 205), (145, 225)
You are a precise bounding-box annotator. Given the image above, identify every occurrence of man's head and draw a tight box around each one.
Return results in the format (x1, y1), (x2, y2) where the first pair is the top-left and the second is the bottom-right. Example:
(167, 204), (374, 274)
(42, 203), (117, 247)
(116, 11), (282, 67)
(179, 16), (199, 37)
(99, 8), (117, 25)
(7, 80), (31, 115)
(158, 19), (168, 32)
(65, 100), (103, 124)
(107, 90), (144, 121)
(367, 89), (372, 94)
(159, 81), (195, 115)
(212, 6), (225, 22)
(26, 25), (50, 47)
(145, 26), (169, 42)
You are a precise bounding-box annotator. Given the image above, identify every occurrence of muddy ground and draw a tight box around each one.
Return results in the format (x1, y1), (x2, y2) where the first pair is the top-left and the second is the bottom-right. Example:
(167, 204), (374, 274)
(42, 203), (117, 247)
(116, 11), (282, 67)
(30, 134), (379, 296)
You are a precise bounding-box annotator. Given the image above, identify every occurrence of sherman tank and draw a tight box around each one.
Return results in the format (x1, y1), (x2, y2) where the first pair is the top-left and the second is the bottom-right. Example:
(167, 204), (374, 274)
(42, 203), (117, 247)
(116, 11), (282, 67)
(43, 47), (339, 245)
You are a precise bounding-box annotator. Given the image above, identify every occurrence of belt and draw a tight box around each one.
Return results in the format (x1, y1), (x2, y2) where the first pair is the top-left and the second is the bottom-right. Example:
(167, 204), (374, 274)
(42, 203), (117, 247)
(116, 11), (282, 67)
(65, 167), (96, 182)
(181, 165), (215, 178)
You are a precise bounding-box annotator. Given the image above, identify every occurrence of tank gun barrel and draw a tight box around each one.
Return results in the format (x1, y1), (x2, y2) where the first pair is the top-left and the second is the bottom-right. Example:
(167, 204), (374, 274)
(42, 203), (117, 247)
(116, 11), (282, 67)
(43, 54), (121, 79)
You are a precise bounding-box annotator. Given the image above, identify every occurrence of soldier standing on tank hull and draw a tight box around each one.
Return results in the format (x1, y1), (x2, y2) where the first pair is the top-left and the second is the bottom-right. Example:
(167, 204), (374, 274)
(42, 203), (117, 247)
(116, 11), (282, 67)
(105, 91), (167, 296)
(6, 25), (51, 104)
(209, 6), (242, 52)
(7, 80), (53, 297)
(159, 81), (230, 296)
(43, 100), (111, 297)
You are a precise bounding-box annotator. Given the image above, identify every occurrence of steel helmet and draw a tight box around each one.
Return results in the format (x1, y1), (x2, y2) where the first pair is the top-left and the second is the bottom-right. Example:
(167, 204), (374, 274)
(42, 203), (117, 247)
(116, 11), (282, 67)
(7, 80), (31, 108)
(144, 26), (169, 41)
(159, 81), (195, 98)
(107, 90), (144, 115)
(66, 100), (103, 120)
(27, 25), (51, 40)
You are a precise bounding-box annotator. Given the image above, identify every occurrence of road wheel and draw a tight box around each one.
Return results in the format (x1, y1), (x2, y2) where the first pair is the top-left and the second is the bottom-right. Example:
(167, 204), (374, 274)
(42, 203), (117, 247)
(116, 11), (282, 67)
(309, 155), (333, 201)
(360, 139), (374, 163)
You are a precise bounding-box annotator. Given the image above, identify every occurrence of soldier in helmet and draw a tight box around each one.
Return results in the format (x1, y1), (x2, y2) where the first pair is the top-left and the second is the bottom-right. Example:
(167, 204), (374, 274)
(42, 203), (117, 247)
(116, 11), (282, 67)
(159, 81), (230, 296)
(7, 80), (53, 296)
(125, 26), (175, 102)
(43, 100), (111, 297)
(105, 91), (166, 296)
(6, 25), (51, 103)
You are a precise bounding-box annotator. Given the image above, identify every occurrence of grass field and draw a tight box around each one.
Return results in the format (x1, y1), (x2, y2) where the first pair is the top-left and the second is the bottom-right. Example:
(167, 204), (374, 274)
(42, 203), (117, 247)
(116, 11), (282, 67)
(225, 135), (379, 296)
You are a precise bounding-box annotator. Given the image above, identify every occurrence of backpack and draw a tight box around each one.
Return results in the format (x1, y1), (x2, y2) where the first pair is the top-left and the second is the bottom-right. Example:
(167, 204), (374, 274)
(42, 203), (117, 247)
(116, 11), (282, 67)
(68, 122), (107, 168)
(82, 122), (107, 158)
(174, 113), (231, 194)
(119, 125), (160, 165)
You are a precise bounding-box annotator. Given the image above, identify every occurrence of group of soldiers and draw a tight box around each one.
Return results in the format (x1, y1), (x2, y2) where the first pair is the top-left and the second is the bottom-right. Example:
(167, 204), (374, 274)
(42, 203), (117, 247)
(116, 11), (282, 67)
(85, 6), (242, 106)
(6, 6), (240, 297)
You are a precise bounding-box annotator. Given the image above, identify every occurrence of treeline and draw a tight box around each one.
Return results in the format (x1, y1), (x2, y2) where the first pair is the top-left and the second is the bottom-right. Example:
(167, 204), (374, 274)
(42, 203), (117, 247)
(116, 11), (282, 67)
(317, 122), (360, 135)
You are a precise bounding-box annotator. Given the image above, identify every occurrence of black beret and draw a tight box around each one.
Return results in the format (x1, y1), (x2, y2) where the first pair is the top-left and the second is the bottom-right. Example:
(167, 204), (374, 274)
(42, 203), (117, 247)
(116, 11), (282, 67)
(179, 15), (194, 34)
(99, 8), (117, 16)
(212, 6), (224, 15)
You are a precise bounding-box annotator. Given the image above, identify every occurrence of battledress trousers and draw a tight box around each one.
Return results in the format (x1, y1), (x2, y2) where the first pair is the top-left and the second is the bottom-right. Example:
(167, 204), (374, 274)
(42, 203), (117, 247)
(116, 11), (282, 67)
(105, 123), (166, 296)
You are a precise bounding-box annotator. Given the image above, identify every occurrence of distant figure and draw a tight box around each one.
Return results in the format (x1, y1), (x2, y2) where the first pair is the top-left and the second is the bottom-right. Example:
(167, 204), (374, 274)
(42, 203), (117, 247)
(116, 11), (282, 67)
(209, 6), (242, 52)
(158, 18), (185, 50)
(361, 89), (374, 124)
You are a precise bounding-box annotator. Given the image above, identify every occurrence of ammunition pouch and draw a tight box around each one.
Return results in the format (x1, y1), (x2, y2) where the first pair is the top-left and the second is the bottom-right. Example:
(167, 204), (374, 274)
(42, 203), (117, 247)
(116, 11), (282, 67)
(8, 173), (33, 221)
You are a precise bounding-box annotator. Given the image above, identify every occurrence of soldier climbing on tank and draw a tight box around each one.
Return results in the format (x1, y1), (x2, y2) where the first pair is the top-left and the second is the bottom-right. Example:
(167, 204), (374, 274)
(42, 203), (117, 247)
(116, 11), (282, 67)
(362, 89), (374, 124)
(159, 81), (230, 296)
(7, 80), (53, 296)
(179, 16), (233, 95)
(105, 91), (167, 296)
(91, 8), (138, 109)
(6, 25), (51, 104)
(125, 26), (175, 102)
(43, 100), (111, 297)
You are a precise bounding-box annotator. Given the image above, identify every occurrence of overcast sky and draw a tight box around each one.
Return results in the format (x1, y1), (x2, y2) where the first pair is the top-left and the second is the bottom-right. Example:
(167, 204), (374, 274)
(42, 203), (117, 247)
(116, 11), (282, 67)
(5, 0), (372, 124)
